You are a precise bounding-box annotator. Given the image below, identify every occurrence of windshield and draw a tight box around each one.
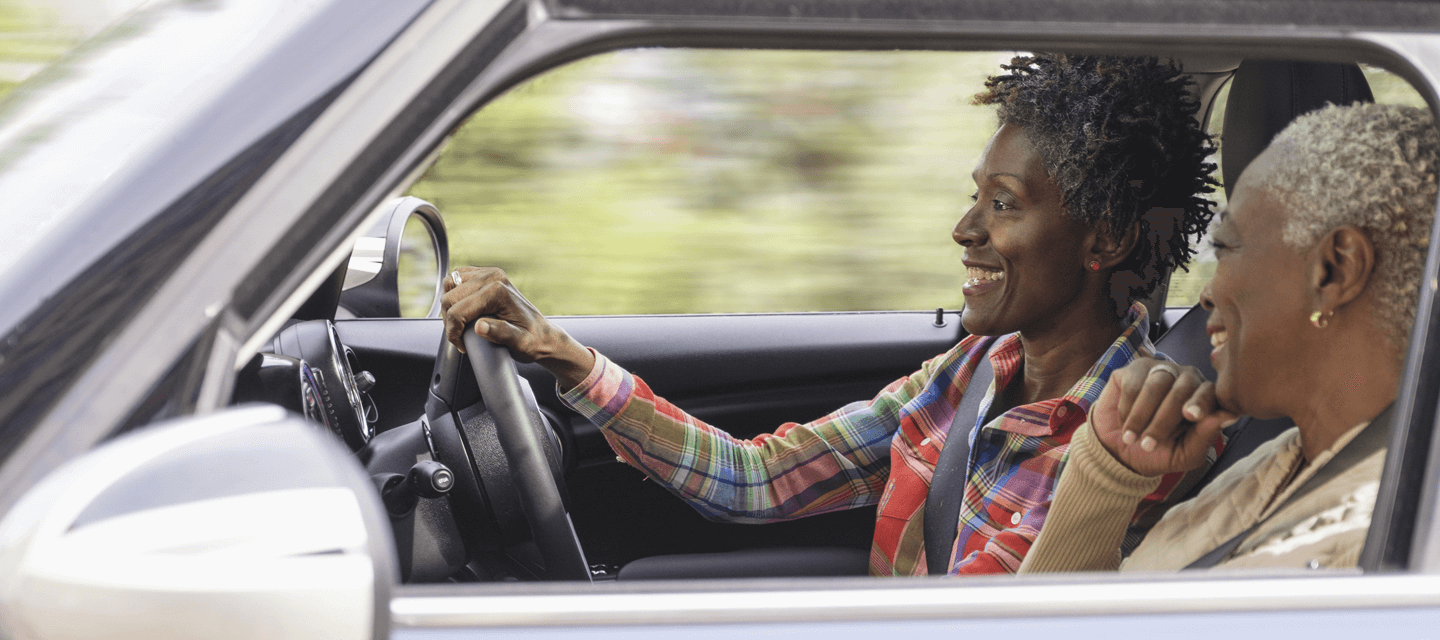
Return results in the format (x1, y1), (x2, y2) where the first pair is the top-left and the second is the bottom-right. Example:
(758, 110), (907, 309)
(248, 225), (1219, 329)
(0, 0), (331, 306)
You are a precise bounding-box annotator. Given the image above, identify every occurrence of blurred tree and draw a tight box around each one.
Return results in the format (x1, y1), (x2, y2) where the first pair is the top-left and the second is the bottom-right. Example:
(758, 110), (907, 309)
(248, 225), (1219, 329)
(410, 49), (1008, 316)
(0, 0), (77, 99)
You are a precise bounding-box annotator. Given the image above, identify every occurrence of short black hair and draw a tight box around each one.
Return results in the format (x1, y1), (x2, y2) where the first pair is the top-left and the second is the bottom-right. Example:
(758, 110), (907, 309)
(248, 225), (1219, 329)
(974, 54), (1218, 304)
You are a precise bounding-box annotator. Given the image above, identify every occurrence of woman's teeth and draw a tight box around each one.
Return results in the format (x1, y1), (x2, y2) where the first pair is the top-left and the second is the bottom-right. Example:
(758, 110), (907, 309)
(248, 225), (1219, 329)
(966, 267), (1004, 285)
(1210, 329), (1228, 348)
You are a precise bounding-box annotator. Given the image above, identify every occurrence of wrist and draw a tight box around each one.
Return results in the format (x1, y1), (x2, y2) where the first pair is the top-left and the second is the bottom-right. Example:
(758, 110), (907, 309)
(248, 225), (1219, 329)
(536, 330), (595, 390)
(1093, 430), (1139, 474)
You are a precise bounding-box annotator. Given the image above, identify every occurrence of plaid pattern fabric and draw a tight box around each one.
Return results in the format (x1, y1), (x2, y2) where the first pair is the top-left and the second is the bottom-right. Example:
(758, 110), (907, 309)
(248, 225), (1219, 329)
(560, 303), (1210, 576)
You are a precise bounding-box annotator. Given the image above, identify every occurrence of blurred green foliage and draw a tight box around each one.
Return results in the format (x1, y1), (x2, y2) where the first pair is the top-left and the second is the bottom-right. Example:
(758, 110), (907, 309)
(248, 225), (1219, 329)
(410, 50), (1429, 317)
(0, 0), (74, 99)
(410, 50), (1008, 316)
(1364, 64), (1431, 111)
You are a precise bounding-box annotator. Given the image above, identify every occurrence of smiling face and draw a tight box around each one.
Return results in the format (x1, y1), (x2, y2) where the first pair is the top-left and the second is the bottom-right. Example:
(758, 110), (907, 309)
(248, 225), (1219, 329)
(1200, 146), (1312, 418)
(955, 123), (1098, 337)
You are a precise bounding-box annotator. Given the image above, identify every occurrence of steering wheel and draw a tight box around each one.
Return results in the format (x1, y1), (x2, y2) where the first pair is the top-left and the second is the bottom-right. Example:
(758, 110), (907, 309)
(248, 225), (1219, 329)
(426, 323), (591, 581)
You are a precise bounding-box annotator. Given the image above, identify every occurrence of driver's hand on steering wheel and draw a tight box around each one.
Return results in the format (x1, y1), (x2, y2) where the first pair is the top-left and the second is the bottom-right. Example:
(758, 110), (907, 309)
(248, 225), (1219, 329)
(442, 266), (596, 390)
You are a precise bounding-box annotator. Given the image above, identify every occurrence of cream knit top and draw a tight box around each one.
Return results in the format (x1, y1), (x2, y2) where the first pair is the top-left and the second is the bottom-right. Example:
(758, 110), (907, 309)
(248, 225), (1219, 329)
(1019, 419), (1383, 573)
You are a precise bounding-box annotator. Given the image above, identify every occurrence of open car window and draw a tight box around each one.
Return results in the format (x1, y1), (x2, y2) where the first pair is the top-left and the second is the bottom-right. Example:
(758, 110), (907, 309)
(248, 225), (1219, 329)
(384, 37), (1437, 578)
(411, 51), (1433, 317)
(406, 49), (1028, 316)
(1166, 63), (1431, 309)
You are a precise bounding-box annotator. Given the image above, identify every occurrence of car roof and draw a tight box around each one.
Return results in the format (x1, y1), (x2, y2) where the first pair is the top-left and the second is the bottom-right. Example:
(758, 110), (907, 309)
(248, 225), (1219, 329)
(548, 0), (1440, 30)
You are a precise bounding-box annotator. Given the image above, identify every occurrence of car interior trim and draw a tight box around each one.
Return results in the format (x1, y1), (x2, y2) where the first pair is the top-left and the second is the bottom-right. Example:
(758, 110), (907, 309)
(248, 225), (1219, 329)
(389, 573), (1440, 628)
(1353, 31), (1440, 575)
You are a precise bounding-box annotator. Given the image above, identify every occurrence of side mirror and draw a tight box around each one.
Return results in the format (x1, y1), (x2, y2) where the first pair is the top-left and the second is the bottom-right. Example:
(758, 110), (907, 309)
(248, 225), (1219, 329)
(0, 405), (396, 640)
(340, 197), (450, 318)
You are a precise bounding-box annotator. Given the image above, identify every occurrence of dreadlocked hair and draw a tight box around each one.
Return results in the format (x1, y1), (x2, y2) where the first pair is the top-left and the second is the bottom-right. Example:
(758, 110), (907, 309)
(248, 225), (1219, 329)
(974, 54), (1219, 304)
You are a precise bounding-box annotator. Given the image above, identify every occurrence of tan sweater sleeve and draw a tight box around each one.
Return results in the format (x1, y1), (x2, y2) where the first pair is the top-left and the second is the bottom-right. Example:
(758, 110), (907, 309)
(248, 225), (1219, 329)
(1019, 421), (1163, 573)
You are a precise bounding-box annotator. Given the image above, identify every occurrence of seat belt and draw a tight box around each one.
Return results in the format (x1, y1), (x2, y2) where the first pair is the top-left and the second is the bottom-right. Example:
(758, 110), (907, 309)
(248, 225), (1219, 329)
(1183, 403), (1394, 570)
(924, 339), (996, 575)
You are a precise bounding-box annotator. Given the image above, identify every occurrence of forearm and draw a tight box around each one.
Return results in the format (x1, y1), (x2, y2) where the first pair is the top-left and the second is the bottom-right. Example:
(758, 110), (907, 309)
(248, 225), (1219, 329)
(527, 325), (595, 391)
(1019, 421), (1161, 573)
(562, 352), (903, 522)
(600, 396), (890, 522)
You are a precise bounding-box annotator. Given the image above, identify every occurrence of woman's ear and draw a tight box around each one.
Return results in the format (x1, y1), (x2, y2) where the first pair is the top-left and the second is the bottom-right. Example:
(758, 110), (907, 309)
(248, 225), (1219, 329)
(1312, 225), (1376, 311)
(1090, 209), (1156, 268)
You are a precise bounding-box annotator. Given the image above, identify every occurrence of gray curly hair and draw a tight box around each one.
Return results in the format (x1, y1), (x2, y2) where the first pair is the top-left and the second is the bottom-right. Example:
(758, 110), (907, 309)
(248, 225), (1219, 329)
(1255, 102), (1438, 353)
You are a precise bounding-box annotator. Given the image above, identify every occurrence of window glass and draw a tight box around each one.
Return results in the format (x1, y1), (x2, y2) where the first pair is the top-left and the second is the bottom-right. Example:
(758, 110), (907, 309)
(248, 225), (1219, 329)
(1164, 77), (1229, 309)
(1166, 63), (1431, 309)
(1363, 64), (1431, 110)
(408, 49), (1012, 315)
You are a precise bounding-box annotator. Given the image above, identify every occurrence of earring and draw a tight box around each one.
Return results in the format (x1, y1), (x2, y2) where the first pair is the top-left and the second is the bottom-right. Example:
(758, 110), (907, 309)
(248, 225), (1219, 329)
(1088, 260), (1100, 272)
(1310, 310), (1330, 329)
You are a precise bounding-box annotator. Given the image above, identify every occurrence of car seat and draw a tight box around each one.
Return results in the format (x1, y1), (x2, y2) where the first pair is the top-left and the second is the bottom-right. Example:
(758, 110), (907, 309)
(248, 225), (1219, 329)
(1159, 60), (1373, 500)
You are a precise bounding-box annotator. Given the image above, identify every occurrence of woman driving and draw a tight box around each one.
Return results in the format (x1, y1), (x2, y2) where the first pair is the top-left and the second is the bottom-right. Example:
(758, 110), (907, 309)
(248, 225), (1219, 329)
(1018, 103), (1438, 572)
(442, 55), (1219, 576)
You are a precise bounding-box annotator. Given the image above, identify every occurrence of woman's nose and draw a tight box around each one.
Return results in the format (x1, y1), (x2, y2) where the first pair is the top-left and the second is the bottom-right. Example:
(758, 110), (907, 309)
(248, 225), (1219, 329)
(953, 204), (987, 247)
(1198, 277), (1216, 311)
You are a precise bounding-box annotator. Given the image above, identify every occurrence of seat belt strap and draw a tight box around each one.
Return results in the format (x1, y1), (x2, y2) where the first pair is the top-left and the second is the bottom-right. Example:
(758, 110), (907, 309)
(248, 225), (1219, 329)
(1183, 403), (1394, 570)
(924, 339), (996, 575)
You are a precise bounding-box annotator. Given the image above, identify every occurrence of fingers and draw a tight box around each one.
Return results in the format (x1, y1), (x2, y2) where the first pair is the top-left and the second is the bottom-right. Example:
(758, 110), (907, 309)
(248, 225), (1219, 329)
(472, 317), (539, 363)
(438, 266), (594, 381)
(441, 267), (513, 353)
(1128, 367), (1203, 452)
(1193, 403), (1240, 440)
(1182, 381), (1220, 423)
(1167, 401), (1237, 472)
(1107, 359), (1212, 451)
(445, 282), (512, 345)
(1092, 373), (1121, 433)
(1098, 363), (1234, 477)
(1088, 379), (1130, 460)
(441, 266), (505, 300)
(1110, 359), (1153, 434)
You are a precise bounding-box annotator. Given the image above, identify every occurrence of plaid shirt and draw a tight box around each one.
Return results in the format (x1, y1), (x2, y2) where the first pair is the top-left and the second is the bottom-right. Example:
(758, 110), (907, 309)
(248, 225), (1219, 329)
(560, 303), (1210, 575)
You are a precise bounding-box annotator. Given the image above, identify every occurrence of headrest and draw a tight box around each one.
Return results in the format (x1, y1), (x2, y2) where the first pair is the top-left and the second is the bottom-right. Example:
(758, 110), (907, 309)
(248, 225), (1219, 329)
(1221, 61), (1374, 197)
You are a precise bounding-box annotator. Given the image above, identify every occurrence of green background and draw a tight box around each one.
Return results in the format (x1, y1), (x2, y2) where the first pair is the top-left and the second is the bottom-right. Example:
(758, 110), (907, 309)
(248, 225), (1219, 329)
(0, 6), (1426, 318)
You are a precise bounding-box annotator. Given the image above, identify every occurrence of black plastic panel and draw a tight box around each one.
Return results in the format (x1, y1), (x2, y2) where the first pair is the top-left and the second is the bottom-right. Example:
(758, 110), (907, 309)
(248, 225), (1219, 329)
(338, 311), (960, 566)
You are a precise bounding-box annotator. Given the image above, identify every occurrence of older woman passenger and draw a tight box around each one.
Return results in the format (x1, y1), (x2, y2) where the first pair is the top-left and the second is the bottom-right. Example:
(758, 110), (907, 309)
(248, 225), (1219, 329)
(442, 55), (1219, 576)
(1019, 103), (1438, 572)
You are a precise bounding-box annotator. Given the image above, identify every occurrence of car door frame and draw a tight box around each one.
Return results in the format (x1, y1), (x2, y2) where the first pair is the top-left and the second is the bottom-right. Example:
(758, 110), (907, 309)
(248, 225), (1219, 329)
(356, 0), (1440, 633)
(3, 0), (1440, 633)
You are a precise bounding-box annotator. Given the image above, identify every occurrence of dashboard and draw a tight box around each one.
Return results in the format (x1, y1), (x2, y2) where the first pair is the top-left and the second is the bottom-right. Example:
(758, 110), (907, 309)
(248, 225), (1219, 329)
(232, 319), (377, 450)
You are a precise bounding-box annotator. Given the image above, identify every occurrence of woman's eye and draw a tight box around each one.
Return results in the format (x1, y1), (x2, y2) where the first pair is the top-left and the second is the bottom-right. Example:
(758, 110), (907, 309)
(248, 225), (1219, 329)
(992, 199), (1010, 212)
(1209, 239), (1232, 252)
(969, 192), (979, 203)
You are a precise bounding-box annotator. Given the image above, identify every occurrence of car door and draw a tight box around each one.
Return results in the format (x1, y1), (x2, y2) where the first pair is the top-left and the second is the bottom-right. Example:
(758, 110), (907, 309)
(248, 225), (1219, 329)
(362, 0), (1440, 636)
(5, 0), (1440, 637)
